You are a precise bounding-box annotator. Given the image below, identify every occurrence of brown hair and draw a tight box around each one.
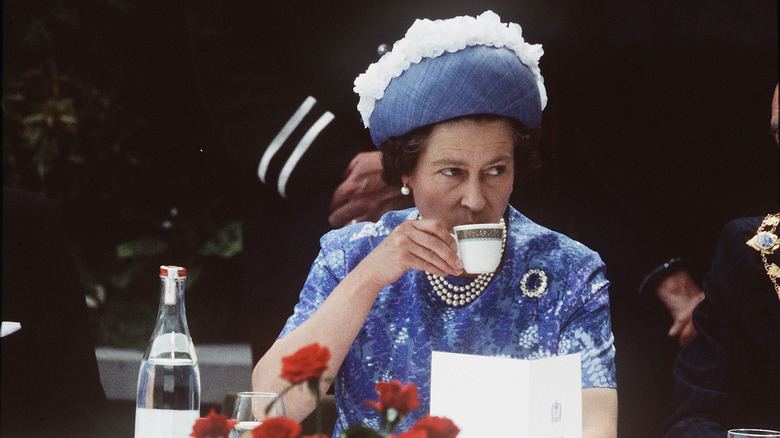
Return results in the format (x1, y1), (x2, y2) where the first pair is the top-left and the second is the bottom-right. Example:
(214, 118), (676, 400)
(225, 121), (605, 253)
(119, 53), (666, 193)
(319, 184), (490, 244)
(380, 114), (541, 186)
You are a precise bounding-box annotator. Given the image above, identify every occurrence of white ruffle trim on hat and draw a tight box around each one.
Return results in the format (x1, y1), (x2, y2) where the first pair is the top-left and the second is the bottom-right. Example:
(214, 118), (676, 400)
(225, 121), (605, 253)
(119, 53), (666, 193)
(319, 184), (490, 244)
(354, 10), (546, 129)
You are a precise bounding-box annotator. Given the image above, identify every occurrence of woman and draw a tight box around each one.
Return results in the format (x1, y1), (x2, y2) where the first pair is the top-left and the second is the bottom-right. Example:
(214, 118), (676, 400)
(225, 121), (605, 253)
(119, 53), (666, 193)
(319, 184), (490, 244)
(253, 11), (617, 437)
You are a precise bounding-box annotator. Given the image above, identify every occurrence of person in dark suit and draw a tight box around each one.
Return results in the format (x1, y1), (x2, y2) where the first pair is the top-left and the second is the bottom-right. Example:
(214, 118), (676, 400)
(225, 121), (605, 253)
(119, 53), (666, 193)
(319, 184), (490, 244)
(2, 187), (108, 437)
(660, 86), (780, 436)
(661, 214), (780, 436)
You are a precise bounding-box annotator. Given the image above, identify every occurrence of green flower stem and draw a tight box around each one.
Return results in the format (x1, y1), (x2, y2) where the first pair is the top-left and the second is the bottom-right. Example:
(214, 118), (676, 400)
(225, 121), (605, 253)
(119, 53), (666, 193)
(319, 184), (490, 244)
(266, 384), (294, 416)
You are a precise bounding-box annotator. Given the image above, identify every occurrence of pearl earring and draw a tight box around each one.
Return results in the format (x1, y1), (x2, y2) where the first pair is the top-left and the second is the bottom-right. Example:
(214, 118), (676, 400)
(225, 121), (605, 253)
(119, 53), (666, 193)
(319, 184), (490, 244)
(401, 184), (411, 196)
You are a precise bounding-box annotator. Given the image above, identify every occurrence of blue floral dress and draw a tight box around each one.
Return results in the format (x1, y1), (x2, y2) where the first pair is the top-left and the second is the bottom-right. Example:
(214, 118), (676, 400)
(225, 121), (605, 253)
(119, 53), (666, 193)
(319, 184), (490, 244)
(279, 206), (616, 435)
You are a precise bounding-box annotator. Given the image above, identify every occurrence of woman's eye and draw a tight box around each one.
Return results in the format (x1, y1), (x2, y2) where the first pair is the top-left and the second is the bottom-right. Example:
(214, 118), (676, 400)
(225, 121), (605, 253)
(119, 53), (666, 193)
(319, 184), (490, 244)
(486, 165), (506, 176)
(441, 168), (460, 176)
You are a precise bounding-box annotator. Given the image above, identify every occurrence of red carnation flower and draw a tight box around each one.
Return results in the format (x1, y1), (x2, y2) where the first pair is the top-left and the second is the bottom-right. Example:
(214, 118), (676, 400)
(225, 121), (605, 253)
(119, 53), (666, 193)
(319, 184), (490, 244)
(280, 343), (331, 384)
(190, 409), (238, 438)
(364, 379), (421, 416)
(408, 416), (460, 438)
(251, 417), (302, 438)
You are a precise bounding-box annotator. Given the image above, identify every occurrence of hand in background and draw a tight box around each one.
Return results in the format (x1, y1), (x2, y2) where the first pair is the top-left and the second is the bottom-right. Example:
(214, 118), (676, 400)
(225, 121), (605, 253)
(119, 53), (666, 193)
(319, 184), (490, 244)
(655, 270), (705, 346)
(328, 151), (414, 228)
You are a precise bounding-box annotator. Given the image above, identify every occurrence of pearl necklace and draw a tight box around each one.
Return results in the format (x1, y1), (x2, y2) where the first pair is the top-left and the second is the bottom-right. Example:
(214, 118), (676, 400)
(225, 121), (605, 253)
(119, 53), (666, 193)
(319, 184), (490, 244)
(426, 218), (506, 307)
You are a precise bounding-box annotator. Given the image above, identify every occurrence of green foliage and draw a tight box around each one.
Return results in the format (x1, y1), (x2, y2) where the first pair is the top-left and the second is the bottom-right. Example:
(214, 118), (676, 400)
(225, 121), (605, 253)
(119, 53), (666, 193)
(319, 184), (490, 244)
(3, 0), (245, 347)
(199, 221), (243, 259)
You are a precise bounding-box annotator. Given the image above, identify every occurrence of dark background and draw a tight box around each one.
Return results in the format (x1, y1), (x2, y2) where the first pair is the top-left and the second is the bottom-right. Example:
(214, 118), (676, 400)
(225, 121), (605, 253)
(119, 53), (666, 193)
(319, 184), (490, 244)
(3, 0), (244, 348)
(3, 1), (777, 436)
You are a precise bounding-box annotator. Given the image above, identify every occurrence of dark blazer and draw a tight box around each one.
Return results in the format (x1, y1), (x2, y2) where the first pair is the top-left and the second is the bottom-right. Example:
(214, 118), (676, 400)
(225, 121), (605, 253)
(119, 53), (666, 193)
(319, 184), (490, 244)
(662, 216), (780, 436)
(1, 187), (108, 437)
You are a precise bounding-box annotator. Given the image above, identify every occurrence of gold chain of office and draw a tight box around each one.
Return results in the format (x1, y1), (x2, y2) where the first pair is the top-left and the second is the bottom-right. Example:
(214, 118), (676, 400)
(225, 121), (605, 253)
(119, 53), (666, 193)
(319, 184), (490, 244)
(747, 213), (780, 301)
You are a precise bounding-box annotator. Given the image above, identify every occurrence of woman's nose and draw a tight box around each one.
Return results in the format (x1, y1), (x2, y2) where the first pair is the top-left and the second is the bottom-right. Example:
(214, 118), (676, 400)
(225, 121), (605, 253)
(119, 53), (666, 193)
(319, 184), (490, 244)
(460, 178), (487, 212)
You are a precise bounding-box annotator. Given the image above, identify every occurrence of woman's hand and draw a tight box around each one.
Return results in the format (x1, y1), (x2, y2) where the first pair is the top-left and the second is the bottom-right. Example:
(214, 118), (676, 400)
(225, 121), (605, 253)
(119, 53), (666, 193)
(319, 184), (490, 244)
(357, 219), (463, 288)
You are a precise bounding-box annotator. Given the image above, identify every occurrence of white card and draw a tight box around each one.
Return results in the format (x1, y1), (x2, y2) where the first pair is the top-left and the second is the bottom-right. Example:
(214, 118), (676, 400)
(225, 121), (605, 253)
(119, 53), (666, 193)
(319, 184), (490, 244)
(430, 351), (581, 438)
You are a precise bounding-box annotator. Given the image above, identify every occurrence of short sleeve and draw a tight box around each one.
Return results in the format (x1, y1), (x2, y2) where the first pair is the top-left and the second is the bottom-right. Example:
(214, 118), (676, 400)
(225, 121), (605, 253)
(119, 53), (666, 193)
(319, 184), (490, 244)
(559, 255), (617, 388)
(278, 229), (348, 338)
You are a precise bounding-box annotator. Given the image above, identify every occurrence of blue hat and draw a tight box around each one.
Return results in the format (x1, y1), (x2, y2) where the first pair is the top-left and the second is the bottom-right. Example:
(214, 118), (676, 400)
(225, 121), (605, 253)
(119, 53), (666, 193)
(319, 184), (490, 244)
(354, 11), (546, 147)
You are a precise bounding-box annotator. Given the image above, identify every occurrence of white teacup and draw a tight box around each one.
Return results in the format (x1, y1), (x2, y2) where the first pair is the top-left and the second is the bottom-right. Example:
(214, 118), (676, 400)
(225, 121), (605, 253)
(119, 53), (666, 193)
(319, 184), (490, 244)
(452, 223), (504, 274)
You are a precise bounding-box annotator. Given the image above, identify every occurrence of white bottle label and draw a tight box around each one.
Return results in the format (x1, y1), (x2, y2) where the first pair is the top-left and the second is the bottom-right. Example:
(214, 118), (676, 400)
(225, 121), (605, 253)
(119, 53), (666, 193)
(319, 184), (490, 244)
(134, 408), (199, 438)
(164, 278), (177, 305)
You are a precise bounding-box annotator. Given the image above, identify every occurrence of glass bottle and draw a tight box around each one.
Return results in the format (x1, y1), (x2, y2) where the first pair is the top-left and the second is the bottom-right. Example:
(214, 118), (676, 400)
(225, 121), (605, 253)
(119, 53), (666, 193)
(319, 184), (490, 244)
(135, 266), (201, 438)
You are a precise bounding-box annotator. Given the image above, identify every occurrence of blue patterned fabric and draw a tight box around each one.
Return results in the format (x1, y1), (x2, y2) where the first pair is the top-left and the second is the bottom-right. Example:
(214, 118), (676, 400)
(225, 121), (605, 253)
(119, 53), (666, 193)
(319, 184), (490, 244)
(279, 206), (616, 434)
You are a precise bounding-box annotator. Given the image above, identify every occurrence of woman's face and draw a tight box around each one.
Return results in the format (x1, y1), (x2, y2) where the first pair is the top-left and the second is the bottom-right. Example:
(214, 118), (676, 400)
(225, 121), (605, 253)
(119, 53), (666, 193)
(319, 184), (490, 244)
(402, 118), (515, 231)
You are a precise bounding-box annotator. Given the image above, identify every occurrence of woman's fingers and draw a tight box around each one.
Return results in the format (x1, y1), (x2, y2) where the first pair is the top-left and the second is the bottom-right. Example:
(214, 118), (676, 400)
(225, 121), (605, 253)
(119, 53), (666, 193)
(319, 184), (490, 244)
(359, 218), (464, 288)
(403, 252), (456, 278)
(395, 220), (462, 274)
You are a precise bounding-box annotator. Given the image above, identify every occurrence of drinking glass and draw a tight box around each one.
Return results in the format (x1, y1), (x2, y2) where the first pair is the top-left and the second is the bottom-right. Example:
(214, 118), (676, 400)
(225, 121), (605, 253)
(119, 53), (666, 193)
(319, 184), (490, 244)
(230, 392), (285, 438)
(728, 429), (780, 438)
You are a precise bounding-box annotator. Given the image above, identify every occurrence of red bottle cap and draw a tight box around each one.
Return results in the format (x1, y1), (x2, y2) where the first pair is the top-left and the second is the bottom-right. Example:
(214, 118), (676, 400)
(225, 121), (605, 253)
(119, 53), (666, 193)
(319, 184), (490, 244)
(159, 266), (187, 278)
